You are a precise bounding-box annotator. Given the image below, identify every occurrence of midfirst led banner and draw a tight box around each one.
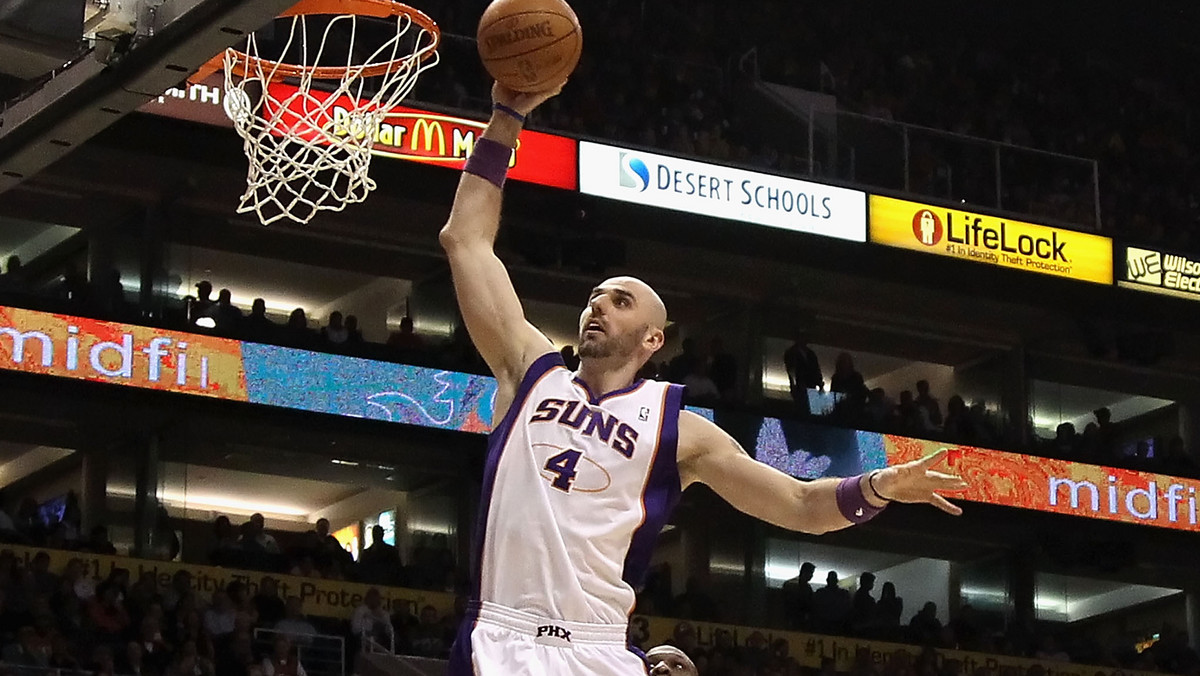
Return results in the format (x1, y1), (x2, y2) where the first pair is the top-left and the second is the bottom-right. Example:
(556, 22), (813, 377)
(1, 304), (1193, 532)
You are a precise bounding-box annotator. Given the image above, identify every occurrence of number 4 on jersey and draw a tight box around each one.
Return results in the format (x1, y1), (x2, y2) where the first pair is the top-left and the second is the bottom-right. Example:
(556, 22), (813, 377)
(543, 449), (582, 492)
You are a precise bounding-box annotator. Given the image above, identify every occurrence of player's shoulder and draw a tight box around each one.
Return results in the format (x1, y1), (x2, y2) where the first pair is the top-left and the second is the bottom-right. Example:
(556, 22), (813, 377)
(676, 409), (728, 451)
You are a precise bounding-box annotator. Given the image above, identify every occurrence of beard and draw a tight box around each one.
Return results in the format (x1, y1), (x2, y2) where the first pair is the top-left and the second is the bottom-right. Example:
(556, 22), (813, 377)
(578, 326), (645, 360)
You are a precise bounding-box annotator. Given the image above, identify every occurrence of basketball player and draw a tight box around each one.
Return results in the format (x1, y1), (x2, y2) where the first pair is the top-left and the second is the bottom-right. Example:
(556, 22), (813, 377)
(646, 645), (698, 676)
(440, 83), (967, 676)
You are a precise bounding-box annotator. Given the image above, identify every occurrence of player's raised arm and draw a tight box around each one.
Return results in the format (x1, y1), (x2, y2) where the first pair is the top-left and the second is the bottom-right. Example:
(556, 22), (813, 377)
(439, 83), (562, 389)
(676, 411), (968, 534)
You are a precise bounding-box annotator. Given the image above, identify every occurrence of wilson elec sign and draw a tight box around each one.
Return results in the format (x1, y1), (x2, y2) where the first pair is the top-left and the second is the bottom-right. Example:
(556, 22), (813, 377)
(578, 142), (867, 242)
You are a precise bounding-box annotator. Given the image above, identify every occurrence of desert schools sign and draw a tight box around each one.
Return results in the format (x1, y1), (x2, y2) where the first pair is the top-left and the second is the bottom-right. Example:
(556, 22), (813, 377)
(138, 80), (578, 190)
(1120, 244), (1200, 300)
(578, 142), (868, 242)
(870, 196), (1113, 284)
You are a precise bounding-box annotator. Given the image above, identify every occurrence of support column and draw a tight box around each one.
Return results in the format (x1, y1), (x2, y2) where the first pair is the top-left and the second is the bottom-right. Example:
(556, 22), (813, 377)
(1186, 590), (1200, 650)
(132, 433), (160, 559)
(79, 449), (109, 535)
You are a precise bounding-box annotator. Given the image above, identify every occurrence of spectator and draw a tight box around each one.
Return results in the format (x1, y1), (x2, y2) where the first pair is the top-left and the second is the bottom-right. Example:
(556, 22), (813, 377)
(708, 338), (738, 402)
(81, 524), (117, 555)
(875, 581), (904, 638)
(0, 255), (23, 293)
(148, 506), (180, 561)
(208, 518), (236, 566)
(811, 571), (852, 635)
(667, 338), (702, 384)
(191, 281), (214, 321)
(3, 626), (50, 669)
(274, 597), (318, 645)
(243, 299), (277, 342)
(358, 525), (402, 586)
(285, 308), (317, 348)
(1035, 636), (1071, 662)
(943, 396), (973, 441)
(344, 315), (365, 347)
(88, 644), (117, 676)
(202, 591), (236, 639)
(254, 578), (286, 627)
(387, 316), (425, 354)
(88, 582), (131, 643)
(313, 518), (354, 573)
(262, 635), (307, 676)
(781, 561), (815, 630)
(682, 360), (721, 406)
(162, 570), (192, 614)
(831, 352), (869, 420)
(322, 311), (350, 347)
(351, 588), (394, 649)
(1052, 423), (1079, 458)
(1095, 407), (1118, 457)
(784, 330), (824, 415)
(915, 380), (943, 427)
(410, 604), (448, 658)
(245, 513), (280, 555)
(851, 572), (877, 634)
(908, 601), (943, 646)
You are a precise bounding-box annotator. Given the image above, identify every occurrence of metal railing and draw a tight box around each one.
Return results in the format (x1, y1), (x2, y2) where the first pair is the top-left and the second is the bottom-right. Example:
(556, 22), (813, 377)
(254, 627), (346, 676)
(739, 47), (1102, 232)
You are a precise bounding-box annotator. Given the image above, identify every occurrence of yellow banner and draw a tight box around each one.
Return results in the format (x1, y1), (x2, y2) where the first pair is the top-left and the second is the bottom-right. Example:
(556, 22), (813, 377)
(9, 544), (1154, 676)
(870, 196), (1112, 284)
(2, 544), (455, 620)
(632, 616), (1154, 676)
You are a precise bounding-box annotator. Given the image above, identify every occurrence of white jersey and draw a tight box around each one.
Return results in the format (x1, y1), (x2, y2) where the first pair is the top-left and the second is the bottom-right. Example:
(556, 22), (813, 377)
(470, 352), (684, 624)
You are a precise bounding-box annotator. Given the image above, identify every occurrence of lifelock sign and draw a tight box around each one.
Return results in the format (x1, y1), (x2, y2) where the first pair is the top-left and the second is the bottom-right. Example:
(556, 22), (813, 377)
(578, 142), (867, 242)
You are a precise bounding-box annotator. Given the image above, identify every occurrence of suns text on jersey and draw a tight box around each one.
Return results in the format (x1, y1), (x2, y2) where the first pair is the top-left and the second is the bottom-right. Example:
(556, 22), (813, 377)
(529, 399), (639, 458)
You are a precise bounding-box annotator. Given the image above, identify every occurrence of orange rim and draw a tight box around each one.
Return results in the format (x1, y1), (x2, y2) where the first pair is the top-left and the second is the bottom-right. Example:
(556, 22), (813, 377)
(190, 0), (439, 84)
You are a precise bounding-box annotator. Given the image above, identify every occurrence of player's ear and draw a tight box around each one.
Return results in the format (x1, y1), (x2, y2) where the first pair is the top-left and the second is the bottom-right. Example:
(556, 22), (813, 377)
(644, 327), (665, 353)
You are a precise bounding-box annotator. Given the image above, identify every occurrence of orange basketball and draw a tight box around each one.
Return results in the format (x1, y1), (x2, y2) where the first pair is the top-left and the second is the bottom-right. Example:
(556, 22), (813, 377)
(477, 0), (582, 93)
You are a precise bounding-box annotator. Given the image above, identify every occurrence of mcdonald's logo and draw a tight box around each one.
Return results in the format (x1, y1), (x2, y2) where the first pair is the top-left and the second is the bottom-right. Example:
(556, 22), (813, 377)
(410, 118), (447, 156)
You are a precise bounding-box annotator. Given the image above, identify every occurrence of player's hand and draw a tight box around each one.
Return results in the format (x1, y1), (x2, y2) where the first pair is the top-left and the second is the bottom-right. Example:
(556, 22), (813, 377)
(870, 449), (968, 516)
(492, 80), (565, 117)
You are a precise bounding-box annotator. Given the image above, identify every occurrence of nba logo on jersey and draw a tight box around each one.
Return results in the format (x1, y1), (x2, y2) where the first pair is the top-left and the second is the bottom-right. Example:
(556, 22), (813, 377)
(639, 407), (650, 421)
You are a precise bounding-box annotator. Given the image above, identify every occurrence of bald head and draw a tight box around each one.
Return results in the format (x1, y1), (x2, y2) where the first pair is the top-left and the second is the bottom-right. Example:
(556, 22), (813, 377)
(578, 277), (667, 364)
(601, 276), (667, 330)
(646, 645), (697, 676)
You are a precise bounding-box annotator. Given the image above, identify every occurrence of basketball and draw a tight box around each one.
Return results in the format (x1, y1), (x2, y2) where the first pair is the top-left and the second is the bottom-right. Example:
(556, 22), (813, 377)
(477, 0), (582, 93)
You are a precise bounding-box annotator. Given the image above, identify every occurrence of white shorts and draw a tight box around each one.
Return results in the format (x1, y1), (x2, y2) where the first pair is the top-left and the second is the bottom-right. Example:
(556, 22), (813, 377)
(447, 601), (647, 676)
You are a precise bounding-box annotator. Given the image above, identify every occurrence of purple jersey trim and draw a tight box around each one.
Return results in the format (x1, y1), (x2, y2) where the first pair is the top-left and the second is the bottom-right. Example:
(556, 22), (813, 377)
(449, 351), (563, 675)
(572, 375), (648, 405)
(620, 383), (685, 596)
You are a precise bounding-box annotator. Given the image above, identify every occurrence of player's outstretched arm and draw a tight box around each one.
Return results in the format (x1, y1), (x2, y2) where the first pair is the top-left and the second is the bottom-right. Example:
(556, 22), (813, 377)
(439, 84), (562, 390)
(676, 411), (967, 534)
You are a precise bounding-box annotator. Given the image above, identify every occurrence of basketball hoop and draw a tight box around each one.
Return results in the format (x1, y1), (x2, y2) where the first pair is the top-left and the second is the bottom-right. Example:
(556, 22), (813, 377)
(196, 0), (440, 225)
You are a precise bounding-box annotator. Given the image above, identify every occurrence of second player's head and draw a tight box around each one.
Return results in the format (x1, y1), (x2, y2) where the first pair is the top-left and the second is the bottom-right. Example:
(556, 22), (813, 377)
(645, 645), (697, 676)
(577, 276), (666, 367)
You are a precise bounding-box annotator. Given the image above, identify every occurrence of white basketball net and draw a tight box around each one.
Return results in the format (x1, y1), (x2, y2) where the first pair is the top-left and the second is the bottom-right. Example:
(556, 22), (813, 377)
(223, 10), (438, 225)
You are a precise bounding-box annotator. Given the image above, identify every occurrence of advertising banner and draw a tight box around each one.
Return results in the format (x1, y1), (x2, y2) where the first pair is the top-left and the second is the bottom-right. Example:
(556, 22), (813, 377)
(138, 80), (578, 190)
(578, 142), (867, 242)
(1120, 244), (1200, 300)
(3, 303), (1198, 532)
(738, 408), (1200, 532)
(869, 196), (1112, 284)
(0, 543), (454, 620)
(630, 615), (1156, 676)
(6, 542), (1154, 676)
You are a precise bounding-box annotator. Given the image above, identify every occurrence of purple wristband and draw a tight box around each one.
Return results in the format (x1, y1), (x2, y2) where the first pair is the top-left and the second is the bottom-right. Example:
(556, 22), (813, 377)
(493, 102), (526, 124)
(836, 475), (886, 525)
(464, 137), (513, 189)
